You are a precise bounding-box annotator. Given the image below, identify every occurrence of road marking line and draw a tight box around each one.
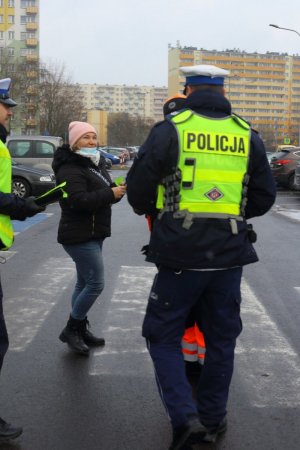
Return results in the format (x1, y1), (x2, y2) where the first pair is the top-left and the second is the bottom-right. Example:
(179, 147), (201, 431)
(5, 256), (74, 351)
(237, 279), (300, 407)
(90, 265), (156, 376)
(12, 212), (53, 233)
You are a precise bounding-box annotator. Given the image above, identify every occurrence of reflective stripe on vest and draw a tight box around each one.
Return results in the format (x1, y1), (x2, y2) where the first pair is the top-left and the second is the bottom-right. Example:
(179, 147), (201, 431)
(157, 110), (251, 222)
(182, 324), (206, 364)
(0, 140), (14, 250)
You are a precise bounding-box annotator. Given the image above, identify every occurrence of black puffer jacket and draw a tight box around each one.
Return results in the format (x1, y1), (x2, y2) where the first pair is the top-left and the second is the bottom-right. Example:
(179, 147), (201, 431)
(126, 90), (276, 270)
(52, 145), (115, 245)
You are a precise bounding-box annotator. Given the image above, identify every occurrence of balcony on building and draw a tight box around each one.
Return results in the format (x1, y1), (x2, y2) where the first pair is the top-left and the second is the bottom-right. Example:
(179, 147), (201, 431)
(26, 38), (38, 47)
(26, 71), (38, 79)
(26, 6), (38, 14)
(26, 54), (38, 62)
(26, 22), (38, 31)
(26, 103), (36, 112)
(26, 119), (37, 127)
(26, 86), (38, 96)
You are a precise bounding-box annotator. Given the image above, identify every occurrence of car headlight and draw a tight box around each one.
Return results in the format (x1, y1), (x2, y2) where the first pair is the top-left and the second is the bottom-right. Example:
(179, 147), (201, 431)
(39, 176), (53, 182)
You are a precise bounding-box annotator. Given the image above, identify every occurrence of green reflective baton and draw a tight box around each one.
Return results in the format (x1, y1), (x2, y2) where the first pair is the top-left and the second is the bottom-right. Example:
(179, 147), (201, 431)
(34, 182), (68, 206)
(114, 176), (125, 186)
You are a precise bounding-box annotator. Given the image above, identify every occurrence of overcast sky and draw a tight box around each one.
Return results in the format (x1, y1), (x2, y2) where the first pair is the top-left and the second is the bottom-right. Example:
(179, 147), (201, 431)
(40, 0), (300, 87)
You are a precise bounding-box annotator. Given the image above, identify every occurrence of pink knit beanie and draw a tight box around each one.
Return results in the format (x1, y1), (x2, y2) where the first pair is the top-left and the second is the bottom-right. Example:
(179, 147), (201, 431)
(68, 121), (97, 149)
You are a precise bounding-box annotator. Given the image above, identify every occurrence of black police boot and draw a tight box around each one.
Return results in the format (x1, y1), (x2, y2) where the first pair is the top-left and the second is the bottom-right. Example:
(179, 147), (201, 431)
(80, 317), (105, 347)
(0, 417), (23, 442)
(59, 315), (90, 355)
(201, 418), (227, 443)
(169, 417), (207, 450)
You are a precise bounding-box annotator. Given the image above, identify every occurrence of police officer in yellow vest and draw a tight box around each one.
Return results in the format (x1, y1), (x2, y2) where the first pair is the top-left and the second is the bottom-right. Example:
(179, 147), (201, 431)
(0, 78), (45, 442)
(126, 65), (276, 449)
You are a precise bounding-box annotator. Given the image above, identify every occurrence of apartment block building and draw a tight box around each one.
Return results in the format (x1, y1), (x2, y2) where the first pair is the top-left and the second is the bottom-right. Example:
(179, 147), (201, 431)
(86, 109), (108, 147)
(0, 0), (39, 134)
(80, 84), (168, 123)
(169, 45), (300, 147)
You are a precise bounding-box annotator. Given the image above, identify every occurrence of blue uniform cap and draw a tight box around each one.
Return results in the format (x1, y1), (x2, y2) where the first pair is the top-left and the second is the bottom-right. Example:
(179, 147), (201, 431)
(180, 64), (230, 87)
(0, 78), (17, 107)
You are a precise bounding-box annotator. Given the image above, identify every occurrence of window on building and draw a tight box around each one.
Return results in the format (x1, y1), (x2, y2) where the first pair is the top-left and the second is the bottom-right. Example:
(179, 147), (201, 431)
(7, 47), (14, 56)
(0, 15), (3, 23)
(21, 0), (36, 6)
(8, 15), (14, 24)
(0, 0), (3, 6)
(21, 15), (35, 23)
(8, 31), (14, 40)
(21, 32), (27, 40)
(0, 32), (3, 40)
(8, 0), (14, 6)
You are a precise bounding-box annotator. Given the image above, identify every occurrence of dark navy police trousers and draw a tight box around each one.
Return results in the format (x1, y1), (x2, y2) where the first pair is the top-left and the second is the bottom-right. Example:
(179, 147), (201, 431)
(142, 266), (243, 428)
(0, 277), (9, 372)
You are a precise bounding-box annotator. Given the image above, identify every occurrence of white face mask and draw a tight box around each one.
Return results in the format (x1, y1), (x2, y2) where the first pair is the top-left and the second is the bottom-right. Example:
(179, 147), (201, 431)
(76, 147), (100, 166)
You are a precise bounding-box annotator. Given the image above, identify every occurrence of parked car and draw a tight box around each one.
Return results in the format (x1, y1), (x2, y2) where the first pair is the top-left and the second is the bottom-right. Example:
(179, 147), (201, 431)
(7, 135), (63, 172)
(11, 160), (56, 198)
(270, 147), (300, 189)
(126, 146), (140, 159)
(294, 161), (300, 190)
(101, 147), (129, 163)
(99, 148), (120, 165)
(7, 136), (113, 172)
(266, 151), (277, 162)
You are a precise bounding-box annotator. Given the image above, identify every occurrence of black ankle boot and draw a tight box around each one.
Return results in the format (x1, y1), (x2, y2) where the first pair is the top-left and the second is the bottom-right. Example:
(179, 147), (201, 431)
(80, 317), (105, 347)
(59, 315), (90, 355)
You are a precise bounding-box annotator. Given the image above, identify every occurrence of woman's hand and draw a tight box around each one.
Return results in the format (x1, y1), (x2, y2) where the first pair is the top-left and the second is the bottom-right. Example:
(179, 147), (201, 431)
(112, 184), (126, 200)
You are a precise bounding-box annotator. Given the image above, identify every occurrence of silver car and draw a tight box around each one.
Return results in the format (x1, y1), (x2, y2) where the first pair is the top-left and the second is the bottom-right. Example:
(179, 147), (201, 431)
(7, 135), (63, 173)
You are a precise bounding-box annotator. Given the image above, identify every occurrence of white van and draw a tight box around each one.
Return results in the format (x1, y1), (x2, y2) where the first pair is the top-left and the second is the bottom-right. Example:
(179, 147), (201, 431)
(7, 135), (63, 173)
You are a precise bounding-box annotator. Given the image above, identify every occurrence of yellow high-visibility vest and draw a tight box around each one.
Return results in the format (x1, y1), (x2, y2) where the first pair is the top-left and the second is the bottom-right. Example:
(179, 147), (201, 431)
(156, 109), (251, 225)
(0, 140), (14, 250)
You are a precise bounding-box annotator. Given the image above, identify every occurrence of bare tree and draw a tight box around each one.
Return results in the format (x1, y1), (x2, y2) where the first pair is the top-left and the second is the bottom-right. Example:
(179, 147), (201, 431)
(38, 62), (84, 139)
(108, 112), (155, 146)
(255, 125), (278, 151)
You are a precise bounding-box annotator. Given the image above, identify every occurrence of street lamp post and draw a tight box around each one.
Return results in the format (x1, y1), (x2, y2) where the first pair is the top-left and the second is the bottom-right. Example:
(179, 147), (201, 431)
(269, 24), (300, 145)
(269, 24), (300, 38)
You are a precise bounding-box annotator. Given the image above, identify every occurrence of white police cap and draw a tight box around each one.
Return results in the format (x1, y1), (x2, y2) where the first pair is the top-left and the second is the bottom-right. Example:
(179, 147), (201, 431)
(180, 64), (230, 86)
(0, 78), (17, 107)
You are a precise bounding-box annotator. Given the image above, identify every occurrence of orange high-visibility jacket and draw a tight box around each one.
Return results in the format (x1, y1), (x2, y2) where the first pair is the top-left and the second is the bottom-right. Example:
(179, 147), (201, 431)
(182, 324), (206, 364)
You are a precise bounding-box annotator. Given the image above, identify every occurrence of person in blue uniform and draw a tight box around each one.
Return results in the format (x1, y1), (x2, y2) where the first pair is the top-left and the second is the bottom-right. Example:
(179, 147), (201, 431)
(126, 64), (276, 450)
(0, 78), (45, 442)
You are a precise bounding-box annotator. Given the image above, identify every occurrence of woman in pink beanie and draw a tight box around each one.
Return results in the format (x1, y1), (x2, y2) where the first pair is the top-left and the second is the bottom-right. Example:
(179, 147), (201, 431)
(52, 121), (126, 355)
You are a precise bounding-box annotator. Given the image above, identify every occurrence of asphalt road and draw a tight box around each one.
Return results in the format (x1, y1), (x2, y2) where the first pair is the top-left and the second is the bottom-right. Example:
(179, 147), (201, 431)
(1, 178), (300, 450)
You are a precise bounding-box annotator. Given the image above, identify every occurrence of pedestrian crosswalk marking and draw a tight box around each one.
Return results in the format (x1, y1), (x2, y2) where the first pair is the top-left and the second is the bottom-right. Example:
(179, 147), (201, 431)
(5, 263), (300, 408)
(90, 265), (156, 376)
(236, 280), (300, 407)
(5, 256), (74, 352)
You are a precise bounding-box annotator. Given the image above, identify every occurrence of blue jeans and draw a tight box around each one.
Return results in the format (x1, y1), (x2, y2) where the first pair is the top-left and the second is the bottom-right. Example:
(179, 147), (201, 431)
(63, 239), (105, 320)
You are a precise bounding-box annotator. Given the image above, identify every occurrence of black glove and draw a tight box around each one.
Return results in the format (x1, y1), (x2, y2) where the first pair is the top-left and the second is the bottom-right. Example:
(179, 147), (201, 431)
(141, 244), (149, 256)
(23, 196), (46, 217)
